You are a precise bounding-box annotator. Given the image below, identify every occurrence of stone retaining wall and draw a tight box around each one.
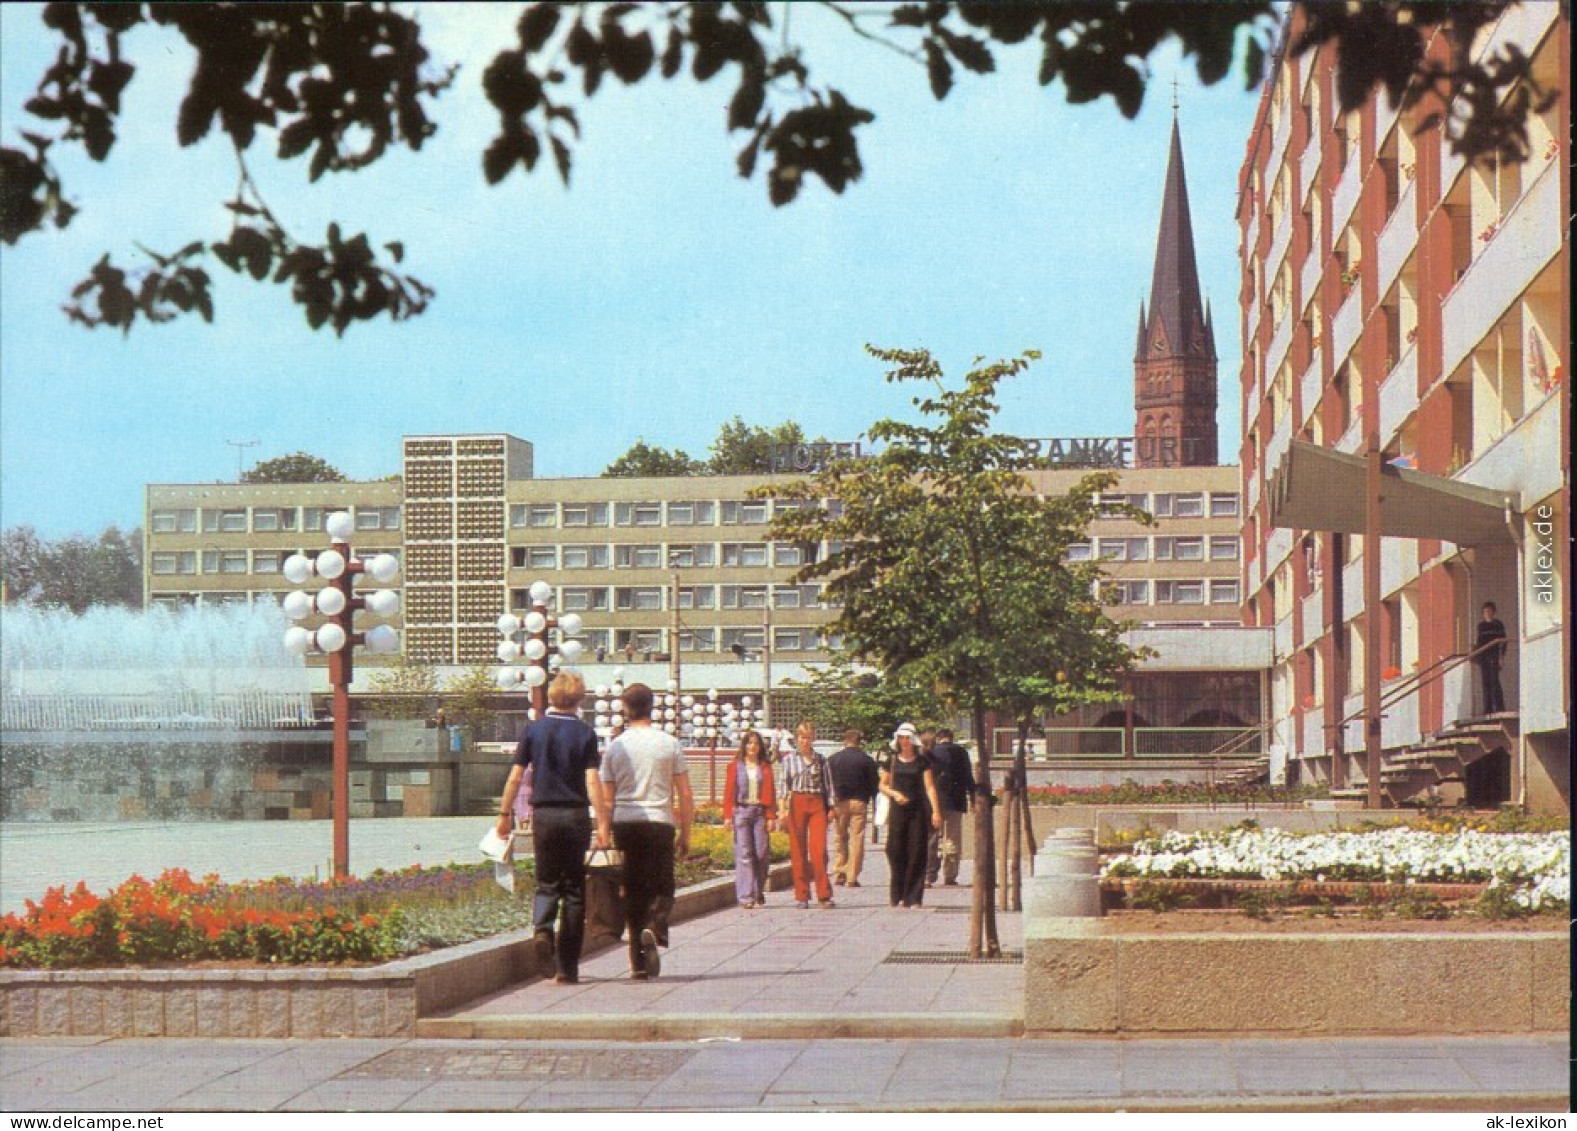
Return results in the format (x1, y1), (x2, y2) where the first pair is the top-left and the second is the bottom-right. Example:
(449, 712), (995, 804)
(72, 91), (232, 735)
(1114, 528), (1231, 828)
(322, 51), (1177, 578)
(0, 865), (789, 1038)
(1024, 917), (1570, 1034)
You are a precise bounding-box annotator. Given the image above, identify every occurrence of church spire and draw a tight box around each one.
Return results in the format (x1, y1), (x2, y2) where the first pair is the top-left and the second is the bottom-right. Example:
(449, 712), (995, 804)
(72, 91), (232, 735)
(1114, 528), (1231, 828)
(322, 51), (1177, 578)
(1143, 117), (1210, 359)
(1132, 112), (1218, 468)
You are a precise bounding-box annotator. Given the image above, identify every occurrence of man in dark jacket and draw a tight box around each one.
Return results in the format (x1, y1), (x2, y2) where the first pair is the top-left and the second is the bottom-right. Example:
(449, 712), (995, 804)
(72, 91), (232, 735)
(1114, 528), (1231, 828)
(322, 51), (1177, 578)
(926, 728), (975, 886)
(1474, 601), (1509, 715)
(495, 672), (609, 985)
(827, 728), (879, 887)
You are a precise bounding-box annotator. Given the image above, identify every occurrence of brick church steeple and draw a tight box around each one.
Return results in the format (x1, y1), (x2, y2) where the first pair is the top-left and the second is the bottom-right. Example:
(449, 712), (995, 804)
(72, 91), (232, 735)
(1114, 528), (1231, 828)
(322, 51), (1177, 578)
(1134, 114), (1218, 467)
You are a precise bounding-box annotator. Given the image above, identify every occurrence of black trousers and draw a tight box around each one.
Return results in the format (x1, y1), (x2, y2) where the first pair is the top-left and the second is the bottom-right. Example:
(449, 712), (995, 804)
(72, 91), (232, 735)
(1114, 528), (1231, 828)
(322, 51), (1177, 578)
(613, 821), (675, 968)
(886, 804), (930, 907)
(531, 807), (592, 976)
(1477, 656), (1505, 714)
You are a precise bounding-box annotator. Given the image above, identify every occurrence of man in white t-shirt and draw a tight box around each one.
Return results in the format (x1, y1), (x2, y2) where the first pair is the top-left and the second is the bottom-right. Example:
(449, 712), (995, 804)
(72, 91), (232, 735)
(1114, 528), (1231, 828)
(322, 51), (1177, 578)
(598, 682), (694, 980)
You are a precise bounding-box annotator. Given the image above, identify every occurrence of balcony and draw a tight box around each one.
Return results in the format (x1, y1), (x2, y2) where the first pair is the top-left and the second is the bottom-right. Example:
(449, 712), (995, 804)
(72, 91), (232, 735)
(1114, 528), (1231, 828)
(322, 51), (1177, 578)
(1380, 538), (1418, 598)
(1267, 96), (1293, 187)
(1268, 208), (1294, 285)
(1266, 525), (1294, 572)
(1274, 612), (1293, 660)
(1523, 631), (1566, 734)
(1376, 179), (1417, 296)
(1441, 160), (1561, 381)
(1299, 346), (1324, 432)
(1299, 133), (1321, 206)
(1378, 348), (1419, 447)
(1459, 388), (1566, 504)
(1481, 1), (1559, 74)
(1300, 248), (1322, 318)
(1336, 414), (1363, 455)
(1246, 465), (1261, 514)
(1265, 411), (1293, 479)
(1340, 556), (1365, 616)
(1265, 309), (1293, 382)
(1301, 589), (1324, 644)
(1300, 705), (1324, 759)
(1381, 693), (1421, 750)
(1331, 148), (1362, 234)
(1330, 283), (1363, 366)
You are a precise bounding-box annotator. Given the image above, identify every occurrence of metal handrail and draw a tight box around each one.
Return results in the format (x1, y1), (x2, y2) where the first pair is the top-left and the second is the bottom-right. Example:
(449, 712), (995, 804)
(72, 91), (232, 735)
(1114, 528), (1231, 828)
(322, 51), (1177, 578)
(1324, 636), (1505, 736)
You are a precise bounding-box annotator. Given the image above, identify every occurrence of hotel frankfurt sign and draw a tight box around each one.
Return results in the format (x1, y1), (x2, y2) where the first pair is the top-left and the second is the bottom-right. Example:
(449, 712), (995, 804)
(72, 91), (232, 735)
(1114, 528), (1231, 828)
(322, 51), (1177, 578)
(770, 436), (1202, 472)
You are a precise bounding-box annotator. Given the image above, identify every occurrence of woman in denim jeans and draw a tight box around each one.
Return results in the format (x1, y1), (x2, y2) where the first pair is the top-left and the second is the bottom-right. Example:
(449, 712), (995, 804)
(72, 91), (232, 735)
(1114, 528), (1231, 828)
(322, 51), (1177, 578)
(723, 730), (777, 908)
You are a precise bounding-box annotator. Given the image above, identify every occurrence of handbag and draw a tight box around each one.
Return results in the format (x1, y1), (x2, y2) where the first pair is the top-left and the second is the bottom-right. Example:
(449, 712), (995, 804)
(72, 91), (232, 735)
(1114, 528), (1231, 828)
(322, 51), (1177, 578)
(584, 845), (625, 875)
(873, 792), (891, 828)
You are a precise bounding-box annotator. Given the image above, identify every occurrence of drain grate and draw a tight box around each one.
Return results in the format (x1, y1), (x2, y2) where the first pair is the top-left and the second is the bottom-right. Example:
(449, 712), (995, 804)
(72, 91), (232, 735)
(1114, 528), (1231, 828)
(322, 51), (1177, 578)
(884, 949), (1023, 965)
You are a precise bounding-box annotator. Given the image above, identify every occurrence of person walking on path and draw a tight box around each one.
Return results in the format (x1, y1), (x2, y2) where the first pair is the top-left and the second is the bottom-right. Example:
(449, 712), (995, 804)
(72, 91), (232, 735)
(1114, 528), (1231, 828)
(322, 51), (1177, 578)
(777, 720), (835, 908)
(723, 730), (776, 909)
(598, 682), (694, 980)
(881, 722), (942, 908)
(1474, 601), (1509, 715)
(495, 671), (609, 985)
(926, 728), (975, 886)
(828, 728), (879, 888)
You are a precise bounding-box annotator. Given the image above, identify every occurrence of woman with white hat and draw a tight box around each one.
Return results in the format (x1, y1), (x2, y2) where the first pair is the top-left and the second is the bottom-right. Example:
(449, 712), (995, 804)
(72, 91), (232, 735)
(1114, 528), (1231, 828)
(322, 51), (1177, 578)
(879, 722), (942, 908)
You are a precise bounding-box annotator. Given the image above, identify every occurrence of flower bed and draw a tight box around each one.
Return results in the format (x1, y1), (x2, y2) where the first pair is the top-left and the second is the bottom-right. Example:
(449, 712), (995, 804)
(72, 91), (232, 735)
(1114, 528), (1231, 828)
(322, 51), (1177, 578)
(1, 825), (792, 970)
(1024, 780), (1327, 807)
(1102, 827), (1570, 912)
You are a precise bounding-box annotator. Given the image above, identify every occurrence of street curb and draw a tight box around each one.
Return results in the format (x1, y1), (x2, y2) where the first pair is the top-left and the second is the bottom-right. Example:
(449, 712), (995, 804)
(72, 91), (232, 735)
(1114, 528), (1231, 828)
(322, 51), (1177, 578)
(416, 1011), (1023, 1041)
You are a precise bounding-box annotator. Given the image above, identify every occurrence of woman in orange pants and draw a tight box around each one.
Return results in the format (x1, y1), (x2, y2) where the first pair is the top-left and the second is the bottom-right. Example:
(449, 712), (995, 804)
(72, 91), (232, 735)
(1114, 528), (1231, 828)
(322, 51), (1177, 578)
(776, 721), (834, 908)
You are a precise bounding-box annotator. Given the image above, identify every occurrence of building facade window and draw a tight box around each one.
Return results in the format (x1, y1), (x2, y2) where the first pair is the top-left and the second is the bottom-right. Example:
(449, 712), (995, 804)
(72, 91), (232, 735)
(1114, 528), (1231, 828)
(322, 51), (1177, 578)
(773, 542), (807, 568)
(666, 501), (716, 526)
(251, 508), (298, 533)
(559, 586), (610, 611)
(202, 550), (249, 574)
(1098, 537), (1150, 562)
(679, 628), (716, 652)
(614, 586), (664, 611)
(511, 504), (558, 528)
(721, 627), (765, 652)
(614, 501), (663, 527)
(1156, 580), (1206, 604)
(252, 550), (285, 574)
(1210, 493), (1241, 518)
(203, 508), (249, 533)
(302, 507), (325, 532)
(666, 543), (716, 568)
(1106, 579), (1150, 605)
(1066, 541), (1093, 562)
(721, 584), (768, 609)
(613, 544), (663, 569)
(1155, 537), (1204, 562)
(561, 503), (609, 527)
(774, 628), (815, 651)
(150, 508), (197, 534)
(561, 544), (611, 569)
(1210, 580), (1242, 605)
(151, 551), (196, 575)
(721, 500), (768, 525)
(1210, 536), (1241, 561)
(721, 542), (768, 567)
(677, 585), (716, 610)
(510, 545), (557, 570)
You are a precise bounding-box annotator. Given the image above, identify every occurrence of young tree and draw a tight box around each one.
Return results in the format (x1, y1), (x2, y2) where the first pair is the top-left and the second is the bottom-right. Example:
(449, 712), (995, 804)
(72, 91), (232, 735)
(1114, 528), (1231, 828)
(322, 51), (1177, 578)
(764, 345), (1146, 956)
(364, 652), (440, 720)
(782, 655), (940, 752)
(603, 439), (704, 478)
(0, 523), (142, 611)
(3, 3), (1548, 333)
(241, 452), (345, 483)
(443, 663), (503, 740)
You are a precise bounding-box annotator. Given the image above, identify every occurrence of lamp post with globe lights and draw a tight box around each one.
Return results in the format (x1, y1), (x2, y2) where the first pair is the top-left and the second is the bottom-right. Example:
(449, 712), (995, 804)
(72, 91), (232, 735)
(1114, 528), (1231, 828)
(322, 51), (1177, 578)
(496, 580), (585, 720)
(281, 511), (402, 879)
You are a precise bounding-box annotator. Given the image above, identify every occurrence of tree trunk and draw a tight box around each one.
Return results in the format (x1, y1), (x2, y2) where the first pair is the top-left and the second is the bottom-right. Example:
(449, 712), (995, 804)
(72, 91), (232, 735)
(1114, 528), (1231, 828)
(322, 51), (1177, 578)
(968, 702), (1000, 958)
(1020, 769), (1038, 874)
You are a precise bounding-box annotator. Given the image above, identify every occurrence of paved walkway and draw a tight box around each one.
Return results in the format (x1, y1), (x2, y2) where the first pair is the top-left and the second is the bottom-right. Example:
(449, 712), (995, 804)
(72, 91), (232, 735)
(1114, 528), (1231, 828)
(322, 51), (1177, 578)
(1, 817), (1569, 1111)
(3, 1035), (1567, 1111)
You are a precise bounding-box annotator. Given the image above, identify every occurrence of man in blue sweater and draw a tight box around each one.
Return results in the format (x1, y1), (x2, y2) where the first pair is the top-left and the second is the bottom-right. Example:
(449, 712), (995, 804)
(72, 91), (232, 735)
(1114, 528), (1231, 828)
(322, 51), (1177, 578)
(495, 672), (609, 984)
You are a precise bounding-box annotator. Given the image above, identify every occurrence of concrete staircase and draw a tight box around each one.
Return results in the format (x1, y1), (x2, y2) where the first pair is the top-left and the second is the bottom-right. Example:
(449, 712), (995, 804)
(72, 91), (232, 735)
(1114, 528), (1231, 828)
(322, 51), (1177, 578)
(1329, 712), (1519, 807)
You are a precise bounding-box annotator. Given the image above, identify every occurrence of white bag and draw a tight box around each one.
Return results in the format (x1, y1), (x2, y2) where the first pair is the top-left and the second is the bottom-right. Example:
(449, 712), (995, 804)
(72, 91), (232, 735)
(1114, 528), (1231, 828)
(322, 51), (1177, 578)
(873, 792), (891, 828)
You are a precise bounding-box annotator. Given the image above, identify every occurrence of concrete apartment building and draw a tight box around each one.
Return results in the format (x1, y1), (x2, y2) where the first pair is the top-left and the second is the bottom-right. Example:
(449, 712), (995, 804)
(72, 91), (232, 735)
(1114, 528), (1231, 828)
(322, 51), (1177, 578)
(1238, 4), (1569, 808)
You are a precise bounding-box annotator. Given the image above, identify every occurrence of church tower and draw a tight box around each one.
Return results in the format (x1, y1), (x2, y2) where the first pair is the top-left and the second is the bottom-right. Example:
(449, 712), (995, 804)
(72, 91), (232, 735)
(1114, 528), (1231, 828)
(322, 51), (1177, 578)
(1134, 115), (1218, 467)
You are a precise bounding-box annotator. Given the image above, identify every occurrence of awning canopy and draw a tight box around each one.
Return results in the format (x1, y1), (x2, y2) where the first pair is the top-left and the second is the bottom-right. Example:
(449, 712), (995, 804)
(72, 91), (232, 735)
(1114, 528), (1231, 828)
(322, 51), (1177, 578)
(1268, 441), (1515, 545)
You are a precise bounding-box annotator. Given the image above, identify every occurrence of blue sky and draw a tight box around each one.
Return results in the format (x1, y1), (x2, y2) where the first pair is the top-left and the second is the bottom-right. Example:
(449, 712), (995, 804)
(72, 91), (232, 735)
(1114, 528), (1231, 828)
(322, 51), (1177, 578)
(0, 4), (1264, 539)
